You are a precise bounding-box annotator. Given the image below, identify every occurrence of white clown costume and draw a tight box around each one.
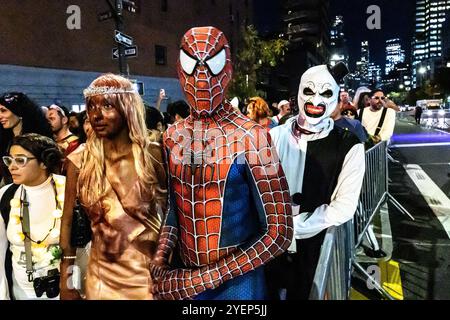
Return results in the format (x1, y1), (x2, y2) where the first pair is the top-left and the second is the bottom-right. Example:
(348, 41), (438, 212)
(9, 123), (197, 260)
(268, 63), (365, 300)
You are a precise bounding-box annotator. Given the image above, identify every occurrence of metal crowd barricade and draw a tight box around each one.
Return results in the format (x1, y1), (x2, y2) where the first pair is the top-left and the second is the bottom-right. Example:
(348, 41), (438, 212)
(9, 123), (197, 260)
(355, 141), (388, 248)
(309, 220), (354, 300)
(310, 140), (413, 300)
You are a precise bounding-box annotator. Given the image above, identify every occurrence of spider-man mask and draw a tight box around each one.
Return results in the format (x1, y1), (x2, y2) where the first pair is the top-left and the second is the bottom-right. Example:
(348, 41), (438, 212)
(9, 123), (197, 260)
(177, 26), (233, 116)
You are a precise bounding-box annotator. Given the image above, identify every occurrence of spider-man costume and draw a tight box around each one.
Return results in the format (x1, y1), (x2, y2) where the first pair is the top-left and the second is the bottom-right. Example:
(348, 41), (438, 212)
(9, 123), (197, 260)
(151, 26), (293, 300)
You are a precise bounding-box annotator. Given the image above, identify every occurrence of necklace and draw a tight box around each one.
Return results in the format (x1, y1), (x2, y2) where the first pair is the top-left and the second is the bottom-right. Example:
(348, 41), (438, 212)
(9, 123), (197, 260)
(10, 175), (65, 246)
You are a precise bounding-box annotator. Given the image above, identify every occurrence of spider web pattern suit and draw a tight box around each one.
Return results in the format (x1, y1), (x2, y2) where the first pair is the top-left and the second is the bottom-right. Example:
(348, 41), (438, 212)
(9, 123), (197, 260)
(152, 26), (293, 300)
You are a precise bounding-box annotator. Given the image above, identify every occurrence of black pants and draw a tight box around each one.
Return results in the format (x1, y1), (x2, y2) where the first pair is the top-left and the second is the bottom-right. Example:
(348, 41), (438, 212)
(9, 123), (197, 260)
(265, 230), (326, 300)
(415, 116), (421, 124)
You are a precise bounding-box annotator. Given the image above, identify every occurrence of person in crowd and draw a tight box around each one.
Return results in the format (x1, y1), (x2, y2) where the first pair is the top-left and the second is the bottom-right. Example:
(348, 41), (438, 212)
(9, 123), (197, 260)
(47, 104), (80, 157)
(155, 89), (167, 112)
(272, 100), (292, 125)
(338, 91), (354, 111)
(353, 87), (371, 112)
(68, 111), (81, 137)
(150, 26), (293, 300)
(59, 73), (167, 300)
(269, 63), (365, 300)
(166, 100), (190, 124)
(246, 97), (277, 130)
(0, 134), (64, 299)
(145, 106), (164, 144)
(268, 102), (277, 117)
(360, 88), (397, 144)
(415, 105), (423, 125)
(74, 111), (90, 144)
(341, 104), (358, 120)
(0, 92), (53, 186)
(331, 101), (369, 145)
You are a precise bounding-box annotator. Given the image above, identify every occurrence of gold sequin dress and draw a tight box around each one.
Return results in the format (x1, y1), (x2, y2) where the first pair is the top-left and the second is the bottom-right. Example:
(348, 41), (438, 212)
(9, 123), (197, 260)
(68, 144), (167, 300)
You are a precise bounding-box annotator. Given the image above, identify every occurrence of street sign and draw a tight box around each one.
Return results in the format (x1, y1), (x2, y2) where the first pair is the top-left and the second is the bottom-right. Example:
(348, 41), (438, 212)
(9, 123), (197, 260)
(114, 30), (133, 46)
(98, 11), (114, 22)
(112, 46), (138, 59)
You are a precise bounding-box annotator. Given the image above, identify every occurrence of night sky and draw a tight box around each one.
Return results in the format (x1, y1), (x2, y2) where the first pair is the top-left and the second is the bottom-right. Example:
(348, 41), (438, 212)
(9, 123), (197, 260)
(254, 0), (416, 71)
(330, 0), (416, 70)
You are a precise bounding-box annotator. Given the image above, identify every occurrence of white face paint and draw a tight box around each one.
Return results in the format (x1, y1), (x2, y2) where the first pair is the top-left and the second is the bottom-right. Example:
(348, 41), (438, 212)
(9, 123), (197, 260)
(297, 65), (340, 126)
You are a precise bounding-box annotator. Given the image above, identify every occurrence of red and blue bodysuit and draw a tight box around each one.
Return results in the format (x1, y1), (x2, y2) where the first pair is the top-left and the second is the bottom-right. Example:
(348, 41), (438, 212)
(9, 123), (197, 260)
(151, 26), (293, 300)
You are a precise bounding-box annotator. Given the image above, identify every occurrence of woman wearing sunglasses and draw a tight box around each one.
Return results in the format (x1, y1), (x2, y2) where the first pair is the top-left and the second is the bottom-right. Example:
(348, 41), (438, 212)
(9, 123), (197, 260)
(0, 93), (53, 186)
(0, 133), (64, 299)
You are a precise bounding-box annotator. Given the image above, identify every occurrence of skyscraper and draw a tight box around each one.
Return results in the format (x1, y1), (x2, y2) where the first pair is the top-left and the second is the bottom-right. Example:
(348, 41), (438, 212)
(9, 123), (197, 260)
(386, 39), (406, 75)
(368, 63), (382, 85)
(356, 41), (370, 81)
(412, 0), (450, 86)
(330, 16), (349, 67)
(279, 0), (330, 96)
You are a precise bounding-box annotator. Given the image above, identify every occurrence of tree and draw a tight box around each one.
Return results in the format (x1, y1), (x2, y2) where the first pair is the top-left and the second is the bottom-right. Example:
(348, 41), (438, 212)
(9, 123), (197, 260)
(406, 83), (433, 106)
(227, 25), (288, 104)
(387, 91), (407, 105)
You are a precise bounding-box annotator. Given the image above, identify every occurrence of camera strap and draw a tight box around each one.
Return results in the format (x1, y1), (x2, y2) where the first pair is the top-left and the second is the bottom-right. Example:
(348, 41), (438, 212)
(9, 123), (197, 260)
(21, 187), (35, 282)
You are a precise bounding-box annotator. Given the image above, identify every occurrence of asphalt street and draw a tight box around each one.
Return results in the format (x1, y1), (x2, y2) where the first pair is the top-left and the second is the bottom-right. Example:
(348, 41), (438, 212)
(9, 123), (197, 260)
(388, 114), (450, 300)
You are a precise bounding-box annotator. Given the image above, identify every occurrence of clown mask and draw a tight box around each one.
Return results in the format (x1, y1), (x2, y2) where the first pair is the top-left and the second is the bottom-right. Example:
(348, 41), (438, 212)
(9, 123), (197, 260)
(297, 65), (342, 130)
(177, 26), (232, 117)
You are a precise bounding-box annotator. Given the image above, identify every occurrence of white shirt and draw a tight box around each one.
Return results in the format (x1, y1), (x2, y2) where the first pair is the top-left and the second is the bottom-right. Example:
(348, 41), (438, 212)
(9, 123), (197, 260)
(0, 175), (64, 300)
(0, 211), (9, 300)
(270, 118), (365, 241)
(360, 107), (396, 141)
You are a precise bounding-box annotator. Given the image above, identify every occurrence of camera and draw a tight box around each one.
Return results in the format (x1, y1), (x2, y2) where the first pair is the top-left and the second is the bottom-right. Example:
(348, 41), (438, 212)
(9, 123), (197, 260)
(33, 268), (60, 298)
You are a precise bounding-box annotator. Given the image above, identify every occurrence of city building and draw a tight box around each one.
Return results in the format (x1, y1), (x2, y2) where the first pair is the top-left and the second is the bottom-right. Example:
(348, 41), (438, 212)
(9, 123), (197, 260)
(382, 62), (412, 93)
(386, 39), (406, 75)
(330, 16), (349, 68)
(355, 41), (370, 82)
(412, 0), (450, 86)
(0, 0), (253, 108)
(368, 63), (382, 86)
(274, 0), (330, 100)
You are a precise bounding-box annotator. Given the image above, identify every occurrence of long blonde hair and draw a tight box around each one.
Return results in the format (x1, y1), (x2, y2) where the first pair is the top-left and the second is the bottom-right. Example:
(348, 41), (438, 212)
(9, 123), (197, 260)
(78, 73), (158, 206)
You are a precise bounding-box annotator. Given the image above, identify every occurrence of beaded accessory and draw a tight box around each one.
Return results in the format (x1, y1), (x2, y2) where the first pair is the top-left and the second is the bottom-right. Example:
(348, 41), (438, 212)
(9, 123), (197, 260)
(9, 175), (65, 249)
(83, 86), (137, 98)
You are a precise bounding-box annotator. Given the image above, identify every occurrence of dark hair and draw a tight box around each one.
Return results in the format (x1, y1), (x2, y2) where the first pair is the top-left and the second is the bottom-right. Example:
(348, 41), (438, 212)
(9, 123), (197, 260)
(9, 133), (63, 175)
(167, 100), (190, 119)
(357, 92), (372, 110)
(162, 111), (172, 127)
(145, 106), (164, 130)
(75, 111), (88, 143)
(0, 92), (53, 157)
(369, 88), (384, 97)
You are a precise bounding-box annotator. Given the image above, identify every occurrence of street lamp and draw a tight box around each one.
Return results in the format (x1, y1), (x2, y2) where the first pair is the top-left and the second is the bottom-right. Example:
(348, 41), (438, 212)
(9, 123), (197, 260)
(399, 84), (404, 90)
(419, 67), (427, 74)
